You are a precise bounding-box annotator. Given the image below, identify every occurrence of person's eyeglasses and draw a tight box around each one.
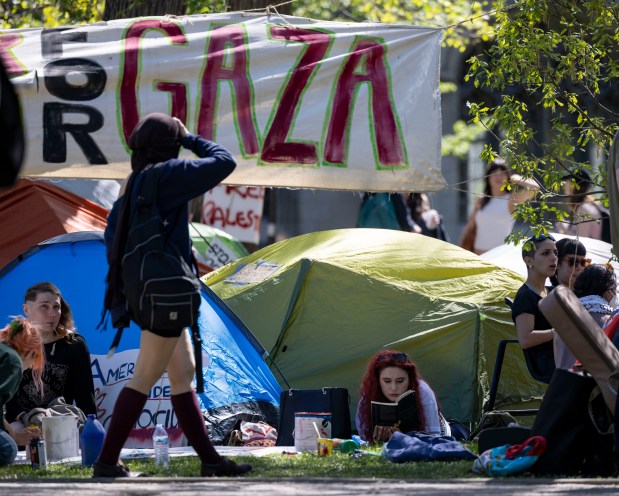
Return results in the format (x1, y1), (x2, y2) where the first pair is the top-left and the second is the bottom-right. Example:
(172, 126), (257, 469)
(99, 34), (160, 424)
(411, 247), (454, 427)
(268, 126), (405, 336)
(564, 257), (591, 268)
(376, 352), (408, 363)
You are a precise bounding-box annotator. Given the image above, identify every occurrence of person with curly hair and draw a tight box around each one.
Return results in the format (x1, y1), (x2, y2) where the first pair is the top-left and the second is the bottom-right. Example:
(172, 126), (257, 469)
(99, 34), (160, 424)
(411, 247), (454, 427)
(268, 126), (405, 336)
(554, 263), (616, 370)
(6, 282), (96, 427)
(355, 350), (449, 444)
(575, 264), (616, 328)
(0, 317), (44, 464)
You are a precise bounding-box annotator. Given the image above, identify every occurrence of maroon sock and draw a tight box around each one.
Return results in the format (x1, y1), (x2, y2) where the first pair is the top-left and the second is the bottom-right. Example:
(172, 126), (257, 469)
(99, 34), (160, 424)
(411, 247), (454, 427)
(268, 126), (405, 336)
(97, 387), (147, 466)
(171, 391), (221, 464)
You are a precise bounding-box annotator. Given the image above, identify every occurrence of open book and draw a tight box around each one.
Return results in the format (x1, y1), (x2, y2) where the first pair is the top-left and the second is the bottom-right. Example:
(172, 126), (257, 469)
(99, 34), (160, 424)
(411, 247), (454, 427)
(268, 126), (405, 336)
(371, 389), (419, 433)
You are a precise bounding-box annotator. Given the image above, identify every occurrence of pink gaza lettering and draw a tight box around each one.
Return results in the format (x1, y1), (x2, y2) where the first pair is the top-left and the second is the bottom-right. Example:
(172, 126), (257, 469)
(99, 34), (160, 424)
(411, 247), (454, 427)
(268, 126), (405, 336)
(1, 20), (407, 168)
(121, 22), (407, 167)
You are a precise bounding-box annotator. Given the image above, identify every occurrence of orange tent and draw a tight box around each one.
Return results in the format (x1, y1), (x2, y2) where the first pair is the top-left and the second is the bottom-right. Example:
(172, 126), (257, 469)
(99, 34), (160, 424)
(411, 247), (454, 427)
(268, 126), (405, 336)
(0, 179), (108, 269)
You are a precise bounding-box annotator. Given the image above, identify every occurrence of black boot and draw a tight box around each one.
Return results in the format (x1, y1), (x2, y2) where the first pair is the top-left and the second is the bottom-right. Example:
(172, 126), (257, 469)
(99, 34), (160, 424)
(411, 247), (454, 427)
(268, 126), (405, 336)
(201, 457), (252, 477)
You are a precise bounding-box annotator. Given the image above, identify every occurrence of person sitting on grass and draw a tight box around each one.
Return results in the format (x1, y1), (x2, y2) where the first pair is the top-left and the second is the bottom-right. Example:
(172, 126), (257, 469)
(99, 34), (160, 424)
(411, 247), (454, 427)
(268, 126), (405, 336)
(355, 350), (450, 444)
(6, 282), (96, 429)
(0, 317), (44, 464)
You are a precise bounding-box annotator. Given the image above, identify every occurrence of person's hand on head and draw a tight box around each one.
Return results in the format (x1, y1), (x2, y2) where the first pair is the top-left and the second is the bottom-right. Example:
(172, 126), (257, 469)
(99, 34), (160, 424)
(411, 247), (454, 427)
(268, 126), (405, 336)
(173, 117), (189, 138)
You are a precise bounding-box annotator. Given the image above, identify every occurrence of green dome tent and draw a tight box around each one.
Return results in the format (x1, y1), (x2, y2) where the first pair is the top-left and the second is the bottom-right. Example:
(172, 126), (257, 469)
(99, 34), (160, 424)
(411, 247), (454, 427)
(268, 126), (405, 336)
(204, 228), (543, 424)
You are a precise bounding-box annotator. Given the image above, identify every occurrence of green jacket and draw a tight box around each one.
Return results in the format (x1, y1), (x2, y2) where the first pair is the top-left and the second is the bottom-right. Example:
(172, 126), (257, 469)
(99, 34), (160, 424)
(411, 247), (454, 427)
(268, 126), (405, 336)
(0, 343), (23, 431)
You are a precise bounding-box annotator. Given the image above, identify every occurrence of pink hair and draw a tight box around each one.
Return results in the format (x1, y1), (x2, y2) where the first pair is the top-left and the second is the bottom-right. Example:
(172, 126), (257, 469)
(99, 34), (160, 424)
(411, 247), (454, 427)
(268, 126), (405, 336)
(0, 317), (44, 393)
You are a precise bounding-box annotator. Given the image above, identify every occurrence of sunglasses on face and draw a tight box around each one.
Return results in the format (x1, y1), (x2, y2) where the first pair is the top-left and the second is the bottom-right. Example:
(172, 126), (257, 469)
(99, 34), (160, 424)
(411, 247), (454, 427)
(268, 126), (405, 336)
(530, 233), (556, 243)
(376, 352), (408, 363)
(564, 257), (591, 268)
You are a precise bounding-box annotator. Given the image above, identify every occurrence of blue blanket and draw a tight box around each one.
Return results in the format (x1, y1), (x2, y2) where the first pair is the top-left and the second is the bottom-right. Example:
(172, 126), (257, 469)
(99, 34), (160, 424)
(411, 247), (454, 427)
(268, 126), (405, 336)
(382, 431), (477, 462)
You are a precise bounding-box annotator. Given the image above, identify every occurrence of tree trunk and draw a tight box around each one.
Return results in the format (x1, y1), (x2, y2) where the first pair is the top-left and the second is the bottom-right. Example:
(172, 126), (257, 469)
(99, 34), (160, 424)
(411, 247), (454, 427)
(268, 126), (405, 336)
(227, 0), (291, 15)
(103, 0), (187, 20)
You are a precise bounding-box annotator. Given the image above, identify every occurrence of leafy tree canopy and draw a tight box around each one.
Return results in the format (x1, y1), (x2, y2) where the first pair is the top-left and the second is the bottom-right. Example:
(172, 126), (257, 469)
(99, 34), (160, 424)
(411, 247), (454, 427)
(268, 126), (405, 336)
(466, 0), (618, 241)
(299, 0), (619, 241)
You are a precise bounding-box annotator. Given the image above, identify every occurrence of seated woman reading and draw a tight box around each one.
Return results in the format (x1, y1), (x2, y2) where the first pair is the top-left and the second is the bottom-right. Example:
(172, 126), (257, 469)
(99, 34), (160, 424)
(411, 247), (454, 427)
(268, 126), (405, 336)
(355, 350), (450, 444)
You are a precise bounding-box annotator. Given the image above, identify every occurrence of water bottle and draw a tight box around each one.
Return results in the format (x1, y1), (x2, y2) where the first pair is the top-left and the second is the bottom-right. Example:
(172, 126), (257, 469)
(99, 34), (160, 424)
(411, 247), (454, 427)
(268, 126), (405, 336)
(152, 424), (169, 467)
(80, 414), (106, 467)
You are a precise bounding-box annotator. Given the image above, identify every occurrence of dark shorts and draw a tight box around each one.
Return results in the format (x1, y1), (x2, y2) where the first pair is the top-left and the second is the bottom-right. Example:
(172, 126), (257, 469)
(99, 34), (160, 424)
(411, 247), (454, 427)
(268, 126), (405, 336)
(142, 326), (187, 339)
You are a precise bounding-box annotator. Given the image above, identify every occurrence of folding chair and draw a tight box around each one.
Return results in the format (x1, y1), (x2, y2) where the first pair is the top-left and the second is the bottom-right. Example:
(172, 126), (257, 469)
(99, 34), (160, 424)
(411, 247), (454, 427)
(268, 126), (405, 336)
(484, 297), (542, 416)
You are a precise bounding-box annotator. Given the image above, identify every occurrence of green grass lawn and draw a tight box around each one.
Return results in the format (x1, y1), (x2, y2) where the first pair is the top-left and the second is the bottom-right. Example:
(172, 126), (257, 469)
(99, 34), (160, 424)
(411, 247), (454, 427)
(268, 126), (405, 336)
(0, 452), (478, 480)
(0, 442), (610, 480)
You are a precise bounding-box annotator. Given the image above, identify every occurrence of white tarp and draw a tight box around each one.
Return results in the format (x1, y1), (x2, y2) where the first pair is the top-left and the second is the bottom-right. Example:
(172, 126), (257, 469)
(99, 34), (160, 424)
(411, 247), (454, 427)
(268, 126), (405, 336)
(3, 13), (445, 192)
(481, 233), (618, 279)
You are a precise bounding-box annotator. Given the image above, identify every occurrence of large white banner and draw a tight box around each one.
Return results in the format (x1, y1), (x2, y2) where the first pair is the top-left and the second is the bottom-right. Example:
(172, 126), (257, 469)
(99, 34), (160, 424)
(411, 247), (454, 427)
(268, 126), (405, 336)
(2, 13), (445, 192)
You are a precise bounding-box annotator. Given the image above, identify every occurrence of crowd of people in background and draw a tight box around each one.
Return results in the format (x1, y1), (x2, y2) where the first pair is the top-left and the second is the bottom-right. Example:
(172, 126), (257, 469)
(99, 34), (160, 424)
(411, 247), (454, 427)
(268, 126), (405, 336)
(359, 156), (611, 255)
(510, 232), (618, 381)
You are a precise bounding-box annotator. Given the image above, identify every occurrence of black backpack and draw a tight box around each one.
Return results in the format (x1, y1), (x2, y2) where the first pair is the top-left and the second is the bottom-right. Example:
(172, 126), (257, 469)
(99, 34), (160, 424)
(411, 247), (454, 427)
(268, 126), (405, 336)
(101, 164), (204, 391)
(121, 167), (201, 333)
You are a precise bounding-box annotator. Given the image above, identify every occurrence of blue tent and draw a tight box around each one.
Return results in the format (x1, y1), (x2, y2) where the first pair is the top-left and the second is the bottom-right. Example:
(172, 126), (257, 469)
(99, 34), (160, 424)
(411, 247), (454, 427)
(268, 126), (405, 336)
(0, 231), (280, 447)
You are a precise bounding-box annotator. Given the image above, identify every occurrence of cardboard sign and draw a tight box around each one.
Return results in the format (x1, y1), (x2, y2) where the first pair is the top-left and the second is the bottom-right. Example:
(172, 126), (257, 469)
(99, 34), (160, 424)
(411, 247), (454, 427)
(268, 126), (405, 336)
(201, 185), (263, 244)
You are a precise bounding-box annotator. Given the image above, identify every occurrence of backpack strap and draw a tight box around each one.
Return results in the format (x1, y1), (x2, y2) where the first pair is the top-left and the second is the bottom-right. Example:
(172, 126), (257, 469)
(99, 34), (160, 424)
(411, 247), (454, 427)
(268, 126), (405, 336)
(135, 167), (204, 393)
(106, 168), (155, 357)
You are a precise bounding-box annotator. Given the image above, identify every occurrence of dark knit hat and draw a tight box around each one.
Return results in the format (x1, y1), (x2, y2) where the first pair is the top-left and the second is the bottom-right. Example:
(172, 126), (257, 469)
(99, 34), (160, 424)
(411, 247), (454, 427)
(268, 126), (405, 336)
(128, 112), (182, 172)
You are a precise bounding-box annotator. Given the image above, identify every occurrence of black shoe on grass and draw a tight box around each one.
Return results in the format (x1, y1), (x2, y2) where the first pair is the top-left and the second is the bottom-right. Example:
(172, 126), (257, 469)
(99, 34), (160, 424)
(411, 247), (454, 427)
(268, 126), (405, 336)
(201, 457), (252, 477)
(92, 460), (145, 478)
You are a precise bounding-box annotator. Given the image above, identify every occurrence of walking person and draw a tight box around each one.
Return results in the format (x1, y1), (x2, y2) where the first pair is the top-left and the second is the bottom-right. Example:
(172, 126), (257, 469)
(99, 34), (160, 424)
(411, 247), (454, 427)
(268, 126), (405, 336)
(94, 113), (250, 477)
